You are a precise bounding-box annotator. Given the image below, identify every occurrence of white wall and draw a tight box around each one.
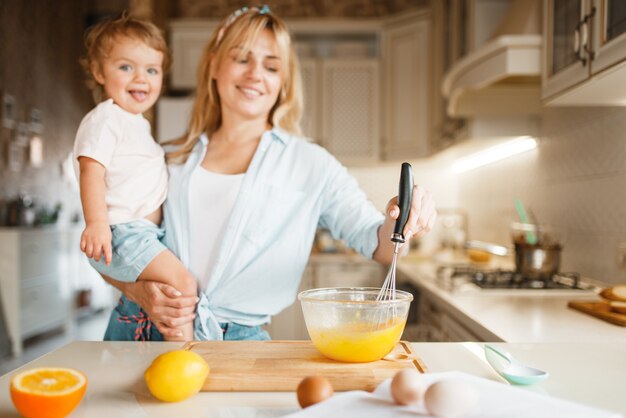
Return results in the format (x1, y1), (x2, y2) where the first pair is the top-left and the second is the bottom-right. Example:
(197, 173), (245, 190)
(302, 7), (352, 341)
(348, 156), (459, 213)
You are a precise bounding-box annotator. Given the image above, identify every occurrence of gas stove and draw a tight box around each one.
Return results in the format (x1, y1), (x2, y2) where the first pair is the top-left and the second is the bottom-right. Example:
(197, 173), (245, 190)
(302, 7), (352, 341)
(436, 265), (600, 294)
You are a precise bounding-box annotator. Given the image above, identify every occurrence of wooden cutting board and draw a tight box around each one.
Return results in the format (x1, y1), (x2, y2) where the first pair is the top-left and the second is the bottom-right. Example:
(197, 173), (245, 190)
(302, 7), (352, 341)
(182, 340), (426, 392)
(568, 300), (626, 326)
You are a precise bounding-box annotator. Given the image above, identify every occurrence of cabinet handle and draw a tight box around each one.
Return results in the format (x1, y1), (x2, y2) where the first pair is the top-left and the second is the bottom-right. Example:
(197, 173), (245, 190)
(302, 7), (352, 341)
(580, 19), (589, 65)
(582, 7), (596, 62)
(574, 21), (587, 65)
(575, 7), (597, 66)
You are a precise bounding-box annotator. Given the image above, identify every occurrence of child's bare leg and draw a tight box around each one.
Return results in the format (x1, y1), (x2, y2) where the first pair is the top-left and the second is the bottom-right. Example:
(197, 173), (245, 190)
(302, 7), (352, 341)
(138, 250), (197, 341)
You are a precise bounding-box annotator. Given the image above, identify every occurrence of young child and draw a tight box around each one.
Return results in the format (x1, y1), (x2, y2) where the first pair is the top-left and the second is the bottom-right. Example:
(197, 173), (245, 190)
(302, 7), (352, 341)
(73, 15), (197, 341)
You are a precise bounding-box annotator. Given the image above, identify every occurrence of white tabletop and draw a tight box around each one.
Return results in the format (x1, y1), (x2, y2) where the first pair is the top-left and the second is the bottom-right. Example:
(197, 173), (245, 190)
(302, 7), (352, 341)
(0, 341), (625, 417)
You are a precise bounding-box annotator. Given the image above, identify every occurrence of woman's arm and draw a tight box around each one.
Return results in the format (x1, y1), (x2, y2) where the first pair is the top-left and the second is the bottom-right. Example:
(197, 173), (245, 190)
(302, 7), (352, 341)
(101, 275), (198, 339)
(78, 157), (112, 265)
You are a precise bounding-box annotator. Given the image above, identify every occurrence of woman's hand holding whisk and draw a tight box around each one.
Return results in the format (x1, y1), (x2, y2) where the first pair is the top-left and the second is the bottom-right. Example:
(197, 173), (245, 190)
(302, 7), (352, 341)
(373, 184), (437, 265)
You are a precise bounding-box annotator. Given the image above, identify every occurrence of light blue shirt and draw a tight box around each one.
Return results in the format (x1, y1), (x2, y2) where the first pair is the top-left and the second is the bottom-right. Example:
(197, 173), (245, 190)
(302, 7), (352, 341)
(163, 128), (385, 340)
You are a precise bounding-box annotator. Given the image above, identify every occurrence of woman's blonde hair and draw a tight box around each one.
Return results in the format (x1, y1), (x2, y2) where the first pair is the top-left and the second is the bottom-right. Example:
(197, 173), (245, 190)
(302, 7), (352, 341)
(80, 13), (170, 104)
(166, 8), (303, 164)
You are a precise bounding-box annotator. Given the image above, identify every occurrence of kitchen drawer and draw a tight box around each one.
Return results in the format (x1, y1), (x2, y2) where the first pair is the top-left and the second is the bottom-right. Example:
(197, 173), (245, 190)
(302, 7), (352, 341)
(441, 314), (482, 342)
(418, 295), (446, 341)
(265, 266), (314, 340)
(19, 232), (62, 280)
(21, 310), (67, 339)
(20, 273), (58, 289)
(20, 280), (67, 337)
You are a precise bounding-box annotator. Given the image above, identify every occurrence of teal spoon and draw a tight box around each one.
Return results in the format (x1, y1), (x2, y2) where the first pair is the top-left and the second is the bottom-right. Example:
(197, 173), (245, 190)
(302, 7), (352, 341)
(484, 344), (549, 385)
(514, 199), (538, 245)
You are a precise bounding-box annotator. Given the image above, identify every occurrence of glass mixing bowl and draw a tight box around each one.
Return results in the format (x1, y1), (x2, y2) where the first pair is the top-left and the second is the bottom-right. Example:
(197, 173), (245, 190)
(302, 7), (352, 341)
(298, 287), (413, 363)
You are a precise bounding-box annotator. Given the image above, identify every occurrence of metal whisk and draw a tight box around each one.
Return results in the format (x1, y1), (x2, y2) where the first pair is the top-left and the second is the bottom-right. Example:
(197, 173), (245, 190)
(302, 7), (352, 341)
(377, 162), (413, 304)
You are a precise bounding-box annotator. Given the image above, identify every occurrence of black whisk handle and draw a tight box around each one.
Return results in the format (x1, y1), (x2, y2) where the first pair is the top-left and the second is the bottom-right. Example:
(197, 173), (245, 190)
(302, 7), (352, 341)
(392, 162), (413, 243)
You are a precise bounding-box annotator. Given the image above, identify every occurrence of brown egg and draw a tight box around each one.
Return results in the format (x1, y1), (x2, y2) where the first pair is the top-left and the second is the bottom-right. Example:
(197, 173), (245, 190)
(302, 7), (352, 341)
(390, 368), (425, 406)
(296, 375), (334, 408)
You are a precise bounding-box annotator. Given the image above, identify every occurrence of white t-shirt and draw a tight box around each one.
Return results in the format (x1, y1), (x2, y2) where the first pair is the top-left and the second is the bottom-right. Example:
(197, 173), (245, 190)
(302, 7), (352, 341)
(188, 166), (244, 291)
(73, 99), (168, 225)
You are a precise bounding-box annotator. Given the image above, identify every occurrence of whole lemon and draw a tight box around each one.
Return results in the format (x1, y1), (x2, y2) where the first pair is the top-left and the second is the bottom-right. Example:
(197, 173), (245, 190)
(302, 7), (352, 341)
(144, 350), (209, 402)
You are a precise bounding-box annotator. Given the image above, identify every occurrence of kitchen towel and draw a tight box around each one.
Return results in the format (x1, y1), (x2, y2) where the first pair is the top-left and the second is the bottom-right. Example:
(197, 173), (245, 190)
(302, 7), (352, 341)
(282, 371), (623, 418)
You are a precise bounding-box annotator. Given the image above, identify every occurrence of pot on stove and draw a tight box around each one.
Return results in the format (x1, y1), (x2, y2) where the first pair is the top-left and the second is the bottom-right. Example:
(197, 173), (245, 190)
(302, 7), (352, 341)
(511, 223), (562, 280)
(514, 243), (562, 280)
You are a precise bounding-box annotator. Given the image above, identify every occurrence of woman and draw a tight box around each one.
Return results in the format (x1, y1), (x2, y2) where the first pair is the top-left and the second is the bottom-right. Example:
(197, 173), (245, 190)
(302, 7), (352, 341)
(104, 6), (437, 341)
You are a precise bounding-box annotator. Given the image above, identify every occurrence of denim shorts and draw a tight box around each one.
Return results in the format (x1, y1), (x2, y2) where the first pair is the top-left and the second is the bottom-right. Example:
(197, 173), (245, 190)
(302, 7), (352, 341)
(220, 322), (270, 341)
(103, 295), (271, 341)
(89, 219), (167, 283)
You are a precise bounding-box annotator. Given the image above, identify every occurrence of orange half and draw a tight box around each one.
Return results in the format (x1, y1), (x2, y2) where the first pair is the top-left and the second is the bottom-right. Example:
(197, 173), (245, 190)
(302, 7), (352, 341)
(10, 367), (87, 418)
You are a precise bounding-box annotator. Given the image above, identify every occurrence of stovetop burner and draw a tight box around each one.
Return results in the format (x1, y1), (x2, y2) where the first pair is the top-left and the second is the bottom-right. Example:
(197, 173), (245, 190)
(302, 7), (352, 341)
(449, 267), (587, 290)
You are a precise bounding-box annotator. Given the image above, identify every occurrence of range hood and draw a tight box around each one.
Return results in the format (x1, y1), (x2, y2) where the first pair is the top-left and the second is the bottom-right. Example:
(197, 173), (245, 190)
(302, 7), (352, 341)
(442, 0), (542, 118)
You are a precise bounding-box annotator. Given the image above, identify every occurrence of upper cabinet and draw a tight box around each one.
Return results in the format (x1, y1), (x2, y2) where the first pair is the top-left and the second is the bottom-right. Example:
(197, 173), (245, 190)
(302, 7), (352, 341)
(381, 11), (431, 159)
(319, 58), (380, 165)
(437, 0), (542, 146)
(543, 0), (626, 105)
(166, 13), (431, 164)
(430, 0), (471, 150)
(442, 0), (542, 118)
(169, 20), (218, 89)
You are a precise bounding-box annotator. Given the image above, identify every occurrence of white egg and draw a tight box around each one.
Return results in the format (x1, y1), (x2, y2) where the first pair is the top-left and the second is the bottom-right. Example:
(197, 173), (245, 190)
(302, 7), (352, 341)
(424, 379), (478, 417)
(390, 368), (425, 406)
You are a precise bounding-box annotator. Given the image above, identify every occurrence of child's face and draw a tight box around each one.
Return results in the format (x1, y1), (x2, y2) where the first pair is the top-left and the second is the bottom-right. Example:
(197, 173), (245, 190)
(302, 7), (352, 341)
(214, 29), (283, 124)
(92, 36), (164, 115)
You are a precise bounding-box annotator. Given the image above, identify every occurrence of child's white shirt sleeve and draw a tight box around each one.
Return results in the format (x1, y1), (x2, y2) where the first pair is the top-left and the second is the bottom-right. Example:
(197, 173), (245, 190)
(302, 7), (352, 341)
(73, 103), (120, 168)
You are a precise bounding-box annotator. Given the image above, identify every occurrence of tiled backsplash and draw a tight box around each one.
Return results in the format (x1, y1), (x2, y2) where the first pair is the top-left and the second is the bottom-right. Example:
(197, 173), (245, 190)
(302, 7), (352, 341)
(352, 107), (626, 284)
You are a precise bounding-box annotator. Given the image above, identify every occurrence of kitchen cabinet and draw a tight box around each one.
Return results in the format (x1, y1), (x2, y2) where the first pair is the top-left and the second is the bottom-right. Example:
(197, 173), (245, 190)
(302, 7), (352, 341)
(416, 290), (483, 342)
(0, 228), (71, 356)
(64, 227), (118, 315)
(394, 266), (485, 342)
(156, 96), (194, 143)
(0, 227), (116, 357)
(160, 58), (379, 165)
(591, 0), (626, 74)
(166, 19), (382, 164)
(318, 59), (379, 165)
(543, 0), (626, 105)
(263, 265), (313, 340)
(165, 12), (433, 164)
(430, 0), (470, 152)
(381, 12), (431, 159)
(265, 254), (385, 340)
(169, 20), (218, 89)
(299, 59), (319, 140)
(312, 256), (384, 289)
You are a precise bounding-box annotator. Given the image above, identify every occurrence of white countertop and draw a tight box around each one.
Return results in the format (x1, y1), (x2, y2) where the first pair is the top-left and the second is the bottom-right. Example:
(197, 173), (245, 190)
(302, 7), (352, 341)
(0, 341), (625, 417)
(397, 257), (626, 343)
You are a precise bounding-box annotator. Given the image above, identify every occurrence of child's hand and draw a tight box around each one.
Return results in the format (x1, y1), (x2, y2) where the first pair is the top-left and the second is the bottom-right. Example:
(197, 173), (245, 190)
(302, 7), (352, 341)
(81, 222), (112, 265)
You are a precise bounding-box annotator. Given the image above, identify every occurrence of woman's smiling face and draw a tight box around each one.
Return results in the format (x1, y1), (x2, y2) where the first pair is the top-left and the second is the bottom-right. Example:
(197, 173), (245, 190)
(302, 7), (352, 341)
(214, 29), (283, 124)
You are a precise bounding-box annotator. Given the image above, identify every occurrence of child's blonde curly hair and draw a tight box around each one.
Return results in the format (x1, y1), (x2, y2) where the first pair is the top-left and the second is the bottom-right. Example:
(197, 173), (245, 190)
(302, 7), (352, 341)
(80, 13), (170, 104)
